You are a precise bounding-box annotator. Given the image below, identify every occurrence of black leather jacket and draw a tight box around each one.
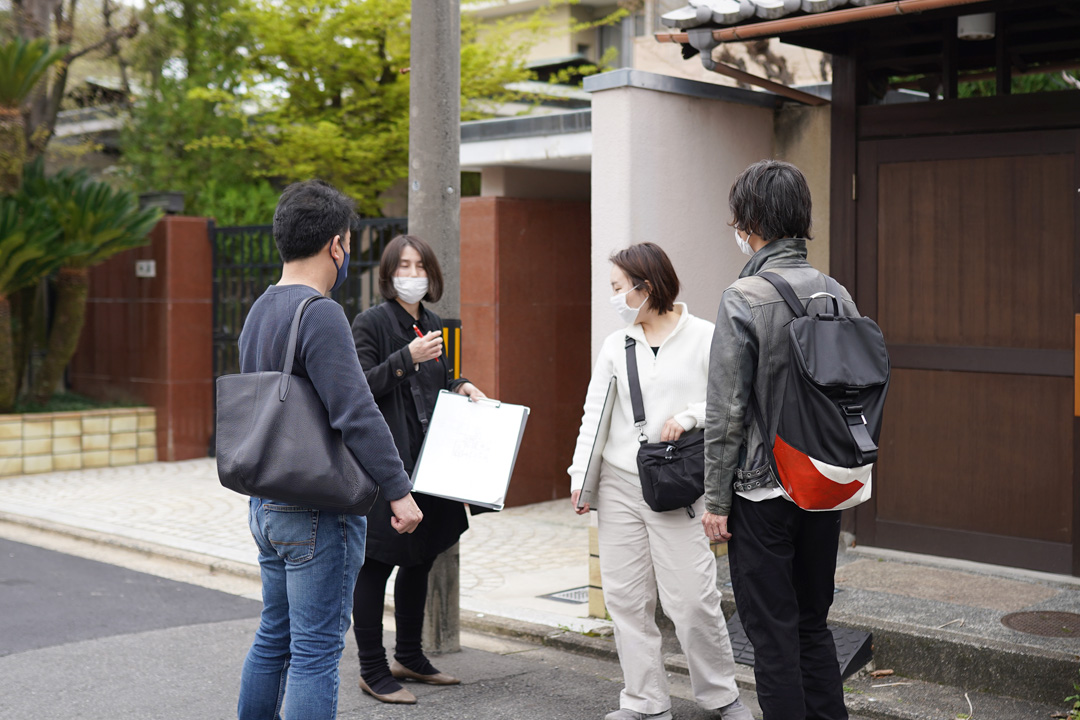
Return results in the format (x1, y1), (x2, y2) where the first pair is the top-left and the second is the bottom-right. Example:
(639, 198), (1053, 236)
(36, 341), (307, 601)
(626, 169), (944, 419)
(704, 239), (859, 516)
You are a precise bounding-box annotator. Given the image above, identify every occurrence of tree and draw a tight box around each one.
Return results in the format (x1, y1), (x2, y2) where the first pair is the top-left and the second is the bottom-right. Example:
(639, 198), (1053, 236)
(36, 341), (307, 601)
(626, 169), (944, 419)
(122, 0), (549, 218)
(0, 37), (66, 194)
(19, 159), (161, 405)
(0, 36), (68, 413)
(8, 0), (139, 158)
(0, 196), (64, 412)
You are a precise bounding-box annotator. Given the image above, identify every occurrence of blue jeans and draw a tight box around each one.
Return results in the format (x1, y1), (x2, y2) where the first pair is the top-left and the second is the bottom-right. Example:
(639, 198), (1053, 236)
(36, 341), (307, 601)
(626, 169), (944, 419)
(238, 498), (367, 720)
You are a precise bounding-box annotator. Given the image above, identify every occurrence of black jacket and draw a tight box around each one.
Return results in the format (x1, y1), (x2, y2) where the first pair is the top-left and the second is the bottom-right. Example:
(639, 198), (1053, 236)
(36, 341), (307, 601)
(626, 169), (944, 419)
(352, 300), (469, 566)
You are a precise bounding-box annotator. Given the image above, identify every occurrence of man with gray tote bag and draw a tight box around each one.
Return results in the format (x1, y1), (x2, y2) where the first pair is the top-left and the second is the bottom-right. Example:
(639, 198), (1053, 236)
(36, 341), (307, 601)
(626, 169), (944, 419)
(226, 180), (423, 720)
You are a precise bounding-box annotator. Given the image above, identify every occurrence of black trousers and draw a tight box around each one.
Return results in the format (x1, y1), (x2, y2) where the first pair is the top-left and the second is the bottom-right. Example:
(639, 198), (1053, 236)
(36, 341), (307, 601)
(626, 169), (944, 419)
(728, 495), (848, 720)
(352, 556), (434, 638)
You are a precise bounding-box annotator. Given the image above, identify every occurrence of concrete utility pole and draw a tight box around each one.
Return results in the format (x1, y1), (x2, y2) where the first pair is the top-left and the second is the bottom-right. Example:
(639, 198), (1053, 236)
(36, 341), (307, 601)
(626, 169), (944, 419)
(408, 0), (462, 655)
(409, 0), (462, 319)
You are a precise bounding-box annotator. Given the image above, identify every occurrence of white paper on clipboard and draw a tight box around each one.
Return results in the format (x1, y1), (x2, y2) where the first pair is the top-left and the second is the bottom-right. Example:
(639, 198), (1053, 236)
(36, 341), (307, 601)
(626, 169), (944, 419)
(410, 390), (530, 511)
(576, 376), (616, 511)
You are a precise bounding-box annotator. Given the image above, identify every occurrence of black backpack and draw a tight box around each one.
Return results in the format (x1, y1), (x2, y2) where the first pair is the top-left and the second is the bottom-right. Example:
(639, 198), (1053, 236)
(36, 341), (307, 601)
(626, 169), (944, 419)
(747, 272), (890, 511)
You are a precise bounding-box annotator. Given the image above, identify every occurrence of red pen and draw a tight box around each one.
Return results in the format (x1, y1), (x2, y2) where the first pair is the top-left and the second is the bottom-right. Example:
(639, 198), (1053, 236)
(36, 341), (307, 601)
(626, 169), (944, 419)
(413, 324), (442, 364)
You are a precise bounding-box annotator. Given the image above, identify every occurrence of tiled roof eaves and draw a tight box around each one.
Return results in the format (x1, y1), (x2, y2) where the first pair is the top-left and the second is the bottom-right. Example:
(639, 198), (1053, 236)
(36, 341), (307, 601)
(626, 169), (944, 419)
(583, 68), (782, 110)
(660, 0), (893, 31)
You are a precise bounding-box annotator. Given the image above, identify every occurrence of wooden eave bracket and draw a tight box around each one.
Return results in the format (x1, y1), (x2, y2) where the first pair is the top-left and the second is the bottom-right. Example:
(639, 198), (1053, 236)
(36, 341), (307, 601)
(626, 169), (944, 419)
(684, 27), (829, 106)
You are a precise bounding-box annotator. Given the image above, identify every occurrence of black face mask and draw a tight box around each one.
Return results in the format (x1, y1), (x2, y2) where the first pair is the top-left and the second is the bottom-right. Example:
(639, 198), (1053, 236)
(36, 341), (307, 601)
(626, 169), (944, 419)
(330, 244), (349, 293)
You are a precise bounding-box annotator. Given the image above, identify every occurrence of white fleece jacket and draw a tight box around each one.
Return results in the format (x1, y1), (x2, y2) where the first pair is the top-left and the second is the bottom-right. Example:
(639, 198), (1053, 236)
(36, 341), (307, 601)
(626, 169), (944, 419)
(568, 303), (714, 491)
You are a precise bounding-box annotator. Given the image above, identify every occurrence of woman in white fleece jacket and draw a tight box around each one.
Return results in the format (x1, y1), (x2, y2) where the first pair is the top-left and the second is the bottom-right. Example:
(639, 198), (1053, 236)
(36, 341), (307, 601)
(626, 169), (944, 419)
(568, 243), (750, 720)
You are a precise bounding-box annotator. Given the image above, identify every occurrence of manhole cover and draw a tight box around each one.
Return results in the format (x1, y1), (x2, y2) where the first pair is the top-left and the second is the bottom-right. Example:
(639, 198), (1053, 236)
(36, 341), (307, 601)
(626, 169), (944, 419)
(1001, 611), (1080, 637)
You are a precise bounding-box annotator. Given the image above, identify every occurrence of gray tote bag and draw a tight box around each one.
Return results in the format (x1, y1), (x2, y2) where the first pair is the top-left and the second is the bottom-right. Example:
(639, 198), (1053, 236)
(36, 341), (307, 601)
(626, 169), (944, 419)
(215, 295), (380, 515)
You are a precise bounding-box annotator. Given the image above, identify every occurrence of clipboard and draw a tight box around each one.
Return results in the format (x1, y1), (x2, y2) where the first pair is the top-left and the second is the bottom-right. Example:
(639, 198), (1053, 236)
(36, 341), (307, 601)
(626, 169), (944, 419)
(576, 376), (616, 512)
(410, 390), (530, 511)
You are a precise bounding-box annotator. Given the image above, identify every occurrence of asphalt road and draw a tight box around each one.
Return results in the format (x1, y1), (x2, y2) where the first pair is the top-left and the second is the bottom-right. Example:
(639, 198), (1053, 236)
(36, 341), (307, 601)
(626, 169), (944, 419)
(0, 537), (752, 720)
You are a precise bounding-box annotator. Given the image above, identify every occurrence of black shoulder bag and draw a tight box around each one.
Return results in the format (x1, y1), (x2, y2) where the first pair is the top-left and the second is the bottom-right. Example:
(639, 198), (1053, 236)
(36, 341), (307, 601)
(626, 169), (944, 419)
(215, 295), (380, 515)
(625, 336), (705, 517)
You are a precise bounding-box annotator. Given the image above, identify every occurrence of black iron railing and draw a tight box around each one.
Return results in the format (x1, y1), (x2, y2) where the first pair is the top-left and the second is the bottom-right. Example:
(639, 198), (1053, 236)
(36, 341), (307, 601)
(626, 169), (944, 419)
(210, 218), (408, 380)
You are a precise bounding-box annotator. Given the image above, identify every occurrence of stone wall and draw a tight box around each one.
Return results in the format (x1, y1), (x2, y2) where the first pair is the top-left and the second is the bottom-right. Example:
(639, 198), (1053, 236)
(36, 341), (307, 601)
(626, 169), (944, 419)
(0, 407), (157, 477)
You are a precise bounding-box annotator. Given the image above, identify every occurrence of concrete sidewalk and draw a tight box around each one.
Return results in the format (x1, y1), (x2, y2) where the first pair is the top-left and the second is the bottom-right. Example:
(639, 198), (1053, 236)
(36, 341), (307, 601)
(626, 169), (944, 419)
(0, 459), (608, 634)
(1, 459), (1078, 716)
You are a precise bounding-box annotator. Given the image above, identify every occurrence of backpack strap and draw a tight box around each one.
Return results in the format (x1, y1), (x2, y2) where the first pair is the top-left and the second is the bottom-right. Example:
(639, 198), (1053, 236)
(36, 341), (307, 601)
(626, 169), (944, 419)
(758, 272), (806, 318)
(843, 402), (878, 465)
(624, 335), (647, 443)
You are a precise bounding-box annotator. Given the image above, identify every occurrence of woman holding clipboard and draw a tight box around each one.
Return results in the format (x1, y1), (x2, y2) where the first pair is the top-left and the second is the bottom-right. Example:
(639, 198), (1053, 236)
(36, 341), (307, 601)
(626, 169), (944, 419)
(350, 234), (486, 704)
(568, 243), (750, 720)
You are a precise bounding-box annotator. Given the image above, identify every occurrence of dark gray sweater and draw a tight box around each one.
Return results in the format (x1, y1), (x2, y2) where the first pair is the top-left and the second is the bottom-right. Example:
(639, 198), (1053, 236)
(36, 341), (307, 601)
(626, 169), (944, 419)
(238, 284), (412, 501)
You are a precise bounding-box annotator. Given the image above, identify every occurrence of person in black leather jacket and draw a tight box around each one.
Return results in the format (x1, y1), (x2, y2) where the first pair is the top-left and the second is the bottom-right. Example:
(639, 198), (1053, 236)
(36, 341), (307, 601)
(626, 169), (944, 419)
(704, 161), (854, 720)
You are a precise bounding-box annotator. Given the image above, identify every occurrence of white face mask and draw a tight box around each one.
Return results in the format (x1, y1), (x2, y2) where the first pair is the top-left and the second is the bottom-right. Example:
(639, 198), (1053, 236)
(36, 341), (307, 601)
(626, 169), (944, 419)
(610, 287), (649, 326)
(735, 227), (754, 257)
(393, 276), (429, 304)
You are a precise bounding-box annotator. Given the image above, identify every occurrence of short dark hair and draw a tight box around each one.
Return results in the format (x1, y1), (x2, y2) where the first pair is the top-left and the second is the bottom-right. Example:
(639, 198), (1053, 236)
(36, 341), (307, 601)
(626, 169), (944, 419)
(728, 160), (813, 243)
(609, 242), (680, 314)
(378, 234), (444, 303)
(272, 180), (356, 262)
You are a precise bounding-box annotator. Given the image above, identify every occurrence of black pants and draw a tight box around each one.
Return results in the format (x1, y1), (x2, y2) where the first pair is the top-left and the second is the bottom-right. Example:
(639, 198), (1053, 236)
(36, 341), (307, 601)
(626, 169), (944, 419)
(352, 557), (434, 644)
(728, 495), (847, 720)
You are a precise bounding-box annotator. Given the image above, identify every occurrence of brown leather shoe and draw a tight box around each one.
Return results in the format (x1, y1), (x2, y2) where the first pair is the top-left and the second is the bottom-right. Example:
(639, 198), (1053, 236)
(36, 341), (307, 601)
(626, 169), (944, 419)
(357, 675), (417, 704)
(390, 658), (461, 685)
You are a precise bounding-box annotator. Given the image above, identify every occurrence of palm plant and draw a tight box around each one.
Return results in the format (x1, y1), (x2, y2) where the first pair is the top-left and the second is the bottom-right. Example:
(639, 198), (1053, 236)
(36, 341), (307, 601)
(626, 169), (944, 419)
(21, 160), (162, 404)
(0, 38), (68, 194)
(0, 197), (64, 412)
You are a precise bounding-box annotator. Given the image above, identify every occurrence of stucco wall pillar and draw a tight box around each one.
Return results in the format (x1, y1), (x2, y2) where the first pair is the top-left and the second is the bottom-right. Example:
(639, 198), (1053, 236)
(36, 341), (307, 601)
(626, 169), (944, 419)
(587, 70), (776, 360)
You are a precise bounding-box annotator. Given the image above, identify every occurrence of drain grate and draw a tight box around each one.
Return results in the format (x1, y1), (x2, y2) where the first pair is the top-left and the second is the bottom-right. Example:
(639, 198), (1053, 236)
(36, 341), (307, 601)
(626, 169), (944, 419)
(726, 611), (872, 680)
(540, 586), (590, 604)
(1001, 611), (1080, 638)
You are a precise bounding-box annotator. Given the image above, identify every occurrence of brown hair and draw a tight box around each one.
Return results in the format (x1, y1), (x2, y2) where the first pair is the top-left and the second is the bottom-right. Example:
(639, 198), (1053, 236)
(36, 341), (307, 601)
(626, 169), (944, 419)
(609, 242), (680, 314)
(379, 234), (444, 303)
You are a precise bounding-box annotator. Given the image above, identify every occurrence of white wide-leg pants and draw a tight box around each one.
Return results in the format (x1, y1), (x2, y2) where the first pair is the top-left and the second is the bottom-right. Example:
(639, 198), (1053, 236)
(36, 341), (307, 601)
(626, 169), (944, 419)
(597, 465), (740, 715)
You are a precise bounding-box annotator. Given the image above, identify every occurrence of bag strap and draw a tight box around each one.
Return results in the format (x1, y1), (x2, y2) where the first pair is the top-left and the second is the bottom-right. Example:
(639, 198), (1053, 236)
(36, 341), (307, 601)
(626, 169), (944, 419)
(624, 335), (647, 442)
(758, 272), (806, 318)
(743, 272), (798, 492)
(280, 294), (323, 401)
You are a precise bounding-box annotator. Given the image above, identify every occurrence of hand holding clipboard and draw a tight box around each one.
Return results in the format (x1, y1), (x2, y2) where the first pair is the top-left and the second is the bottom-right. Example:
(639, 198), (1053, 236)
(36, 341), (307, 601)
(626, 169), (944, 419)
(410, 390), (529, 511)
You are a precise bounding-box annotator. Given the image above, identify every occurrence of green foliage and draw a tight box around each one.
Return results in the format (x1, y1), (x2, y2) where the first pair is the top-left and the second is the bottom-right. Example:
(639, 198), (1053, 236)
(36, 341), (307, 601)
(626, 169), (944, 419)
(119, 79), (264, 216)
(127, 0), (251, 89)
(239, 0), (411, 215)
(1064, 667), (1080, 719)
(0, 195), (64, 297)
(22, 158), (162, 268)
(14, 390), (133, 414)
(0, 38), (68, 108)
(196, 179), (280, 227)
(122, 0), (546, 217)
(956, 71), (1072, 98)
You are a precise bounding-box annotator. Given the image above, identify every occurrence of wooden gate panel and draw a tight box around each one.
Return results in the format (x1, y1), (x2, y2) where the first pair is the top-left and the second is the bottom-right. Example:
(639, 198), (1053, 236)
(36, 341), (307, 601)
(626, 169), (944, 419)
(854, 131), (1077, 573)
(876, 155), (1073, 350)
(878, 369), (1072, 544)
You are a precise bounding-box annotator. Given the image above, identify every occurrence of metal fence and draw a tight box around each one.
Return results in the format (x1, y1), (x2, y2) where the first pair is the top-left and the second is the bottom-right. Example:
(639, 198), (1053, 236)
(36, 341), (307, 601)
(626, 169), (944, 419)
(210, 218), (408, 380)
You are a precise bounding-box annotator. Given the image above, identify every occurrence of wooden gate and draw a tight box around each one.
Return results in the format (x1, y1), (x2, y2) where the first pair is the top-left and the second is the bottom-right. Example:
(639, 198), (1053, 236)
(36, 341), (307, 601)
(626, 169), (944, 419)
(853, 130), (1079, 574)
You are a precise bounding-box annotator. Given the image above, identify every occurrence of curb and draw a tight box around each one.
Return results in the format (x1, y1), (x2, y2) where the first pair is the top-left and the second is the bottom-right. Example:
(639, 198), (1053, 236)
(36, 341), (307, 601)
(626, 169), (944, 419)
(460, 610), (759, 691)
(0, 511), (260, 581)
(830, 611), (1079, 706)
